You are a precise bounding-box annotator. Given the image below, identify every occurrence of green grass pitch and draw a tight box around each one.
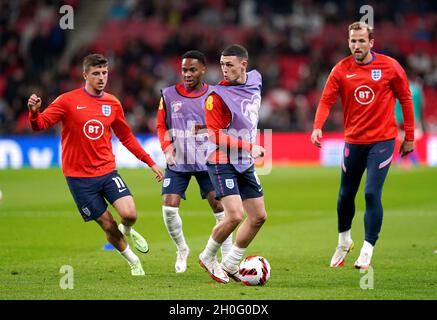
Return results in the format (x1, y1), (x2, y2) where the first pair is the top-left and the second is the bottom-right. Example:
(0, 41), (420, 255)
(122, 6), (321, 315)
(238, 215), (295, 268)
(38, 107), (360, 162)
(0, 166), (436, 300)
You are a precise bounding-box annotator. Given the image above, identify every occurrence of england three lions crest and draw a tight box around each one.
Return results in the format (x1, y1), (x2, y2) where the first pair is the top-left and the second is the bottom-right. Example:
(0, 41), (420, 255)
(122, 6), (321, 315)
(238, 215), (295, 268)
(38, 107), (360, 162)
(102, 105), (111, 116)
(171, 101), (182, 112)
(371, 69), (382, 81)
(225, 179), (235, 189)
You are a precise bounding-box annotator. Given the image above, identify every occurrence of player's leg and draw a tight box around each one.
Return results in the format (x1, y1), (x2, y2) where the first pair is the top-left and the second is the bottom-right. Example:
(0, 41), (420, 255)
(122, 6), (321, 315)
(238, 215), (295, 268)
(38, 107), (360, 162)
(199, 194), (242, 284)
(331, 143), (367, 267)
(221, 167), (266, 280)
(96, 211), (144, 276)
(65, 174), (143, 276)
(162, 169), (191, 273)
(197, 171), (232, 259)
(198, 164), (242, 283)
(355, 139), (395, 269)
(163, 193), (190, 273)
(104, 171), (149, 254)
(112, 195), (149, 254)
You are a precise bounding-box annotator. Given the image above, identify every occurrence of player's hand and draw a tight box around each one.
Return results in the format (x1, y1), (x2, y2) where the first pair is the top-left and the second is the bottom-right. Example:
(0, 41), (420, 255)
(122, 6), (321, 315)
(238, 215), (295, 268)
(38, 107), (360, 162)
(164, 146), (176, 165)
(151, 164), (164, 182)
(251, 145), (265, 159)
(192, 123), (207, 135)
(399, 140), (414, 157)
(27, 94), (42, 113)
(311, 129), (323, 148)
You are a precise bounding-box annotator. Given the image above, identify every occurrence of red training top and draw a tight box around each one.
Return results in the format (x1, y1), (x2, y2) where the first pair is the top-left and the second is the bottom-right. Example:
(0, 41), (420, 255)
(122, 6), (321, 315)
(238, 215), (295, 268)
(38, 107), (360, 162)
(313, 52), (414, 143)
(29, 87), (155, 177)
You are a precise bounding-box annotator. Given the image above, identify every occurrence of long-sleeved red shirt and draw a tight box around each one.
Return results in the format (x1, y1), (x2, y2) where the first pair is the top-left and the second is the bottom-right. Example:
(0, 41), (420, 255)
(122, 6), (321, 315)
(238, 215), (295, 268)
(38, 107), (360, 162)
(204, 81), (253, 164)
(29, 87), (155, 177)
(314, 52), (414, 143)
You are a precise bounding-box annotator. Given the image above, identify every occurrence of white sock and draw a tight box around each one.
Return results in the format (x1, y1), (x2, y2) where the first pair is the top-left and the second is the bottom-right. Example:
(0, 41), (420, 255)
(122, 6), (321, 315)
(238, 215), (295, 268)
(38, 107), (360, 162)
(338, 230), (352, 245)
(213, 211), (233, 258)
(119, 245), (139, 264)
(222, 245), (246, 271)
(361, 240), (374, 257)
(119, 223), (131, 236)
(201, 236), (221, 260)
(162, 206), (188, 251)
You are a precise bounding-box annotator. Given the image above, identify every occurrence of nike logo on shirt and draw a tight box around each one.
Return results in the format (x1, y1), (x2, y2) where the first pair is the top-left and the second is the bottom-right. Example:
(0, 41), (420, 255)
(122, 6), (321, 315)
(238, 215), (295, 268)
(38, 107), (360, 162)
(346, 74), (357, 78)
(76, 105), (87, 109)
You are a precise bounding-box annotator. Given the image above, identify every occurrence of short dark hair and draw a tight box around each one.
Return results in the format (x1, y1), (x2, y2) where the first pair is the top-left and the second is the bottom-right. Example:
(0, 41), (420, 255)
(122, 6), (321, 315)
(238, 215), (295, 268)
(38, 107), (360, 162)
(221, 44), (248, 60)
(181, 50), (206, 65)
(83, 53), (108, 72)
(348, 21), (374, 40)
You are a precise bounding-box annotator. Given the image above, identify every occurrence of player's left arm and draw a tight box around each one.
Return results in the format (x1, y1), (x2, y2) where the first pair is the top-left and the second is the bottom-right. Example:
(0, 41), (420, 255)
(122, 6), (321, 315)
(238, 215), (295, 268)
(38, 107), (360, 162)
(391, 61), (415, 156)
(112, 103), (163, 180)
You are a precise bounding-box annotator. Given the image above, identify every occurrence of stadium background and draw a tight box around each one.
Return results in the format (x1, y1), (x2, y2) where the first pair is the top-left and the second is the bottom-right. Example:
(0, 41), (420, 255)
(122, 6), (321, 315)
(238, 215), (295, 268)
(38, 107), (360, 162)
(0, 0), (437, 301)
(1, 0), (437, 168)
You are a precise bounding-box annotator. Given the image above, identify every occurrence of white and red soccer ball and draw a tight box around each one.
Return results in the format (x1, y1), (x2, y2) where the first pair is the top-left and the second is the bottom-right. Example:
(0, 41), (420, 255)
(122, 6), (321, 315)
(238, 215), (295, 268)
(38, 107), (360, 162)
(238, 255), (271, 286)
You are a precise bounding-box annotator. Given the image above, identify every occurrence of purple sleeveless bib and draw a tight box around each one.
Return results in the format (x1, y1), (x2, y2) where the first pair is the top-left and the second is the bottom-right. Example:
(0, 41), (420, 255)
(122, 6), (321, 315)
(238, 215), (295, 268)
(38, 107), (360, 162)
(161, 85), (212, 172)
(207, 70), (262, 172)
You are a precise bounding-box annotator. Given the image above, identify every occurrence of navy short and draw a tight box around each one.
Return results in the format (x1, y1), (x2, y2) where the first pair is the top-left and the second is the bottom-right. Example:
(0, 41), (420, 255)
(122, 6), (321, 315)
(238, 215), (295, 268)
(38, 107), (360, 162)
(66, 170), (131, 222)
(207, 163), (263, 200)
(161, 168), (215, 200)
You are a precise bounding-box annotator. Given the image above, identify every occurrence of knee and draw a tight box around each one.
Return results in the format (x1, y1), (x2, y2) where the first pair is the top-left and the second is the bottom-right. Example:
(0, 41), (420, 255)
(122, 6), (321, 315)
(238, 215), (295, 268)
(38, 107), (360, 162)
(163, 198), (179, 208)
(163, 194), (181, 208)
(338, 189), (353, 201)
(252, 211), (267, 227)
(364, 190), (380, 204)
(119, 205), (137, 225)
(226, 209), (244, 226)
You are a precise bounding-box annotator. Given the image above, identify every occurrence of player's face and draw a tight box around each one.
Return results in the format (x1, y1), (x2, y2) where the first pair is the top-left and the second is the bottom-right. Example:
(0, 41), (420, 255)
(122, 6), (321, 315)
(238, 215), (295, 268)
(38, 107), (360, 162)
(220, 55), (247, 84)
(348, 29), (374, 64)
(181, 58), (205, 90)
(83, 65), (108, 94)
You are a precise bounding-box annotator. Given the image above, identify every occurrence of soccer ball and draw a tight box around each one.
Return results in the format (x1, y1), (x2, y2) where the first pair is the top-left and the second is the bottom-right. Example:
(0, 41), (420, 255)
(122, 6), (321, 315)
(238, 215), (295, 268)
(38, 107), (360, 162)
(238, 255), (271, 286)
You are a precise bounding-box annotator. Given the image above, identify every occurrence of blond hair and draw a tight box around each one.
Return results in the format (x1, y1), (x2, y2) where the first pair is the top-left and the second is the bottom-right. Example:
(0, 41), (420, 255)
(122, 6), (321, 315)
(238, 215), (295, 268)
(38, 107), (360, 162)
(348, 21), (374, 40)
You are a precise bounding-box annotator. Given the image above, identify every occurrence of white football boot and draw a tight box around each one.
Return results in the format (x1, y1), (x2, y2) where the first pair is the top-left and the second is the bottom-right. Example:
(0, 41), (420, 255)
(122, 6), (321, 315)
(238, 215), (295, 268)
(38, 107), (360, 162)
(354, 252), (372, 269)
(221, 262), (241, 283)
(198, 253), (229, 284)
(330, 241), (354, 267)
(175, 247), (190, 273)
(128, 260), (145, 276)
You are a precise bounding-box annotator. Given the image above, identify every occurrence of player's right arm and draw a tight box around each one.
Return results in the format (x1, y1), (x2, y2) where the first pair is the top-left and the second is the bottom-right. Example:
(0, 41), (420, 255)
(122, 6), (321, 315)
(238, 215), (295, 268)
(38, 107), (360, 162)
(156, 97), (176, 165)
(27, 93), (66, 131)
(311, 66), (341, 148)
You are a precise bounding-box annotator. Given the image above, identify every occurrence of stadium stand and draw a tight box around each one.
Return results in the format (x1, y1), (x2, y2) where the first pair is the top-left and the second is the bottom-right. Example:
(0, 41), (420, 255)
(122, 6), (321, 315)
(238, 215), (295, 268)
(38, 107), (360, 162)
(0, 0), (436, 135)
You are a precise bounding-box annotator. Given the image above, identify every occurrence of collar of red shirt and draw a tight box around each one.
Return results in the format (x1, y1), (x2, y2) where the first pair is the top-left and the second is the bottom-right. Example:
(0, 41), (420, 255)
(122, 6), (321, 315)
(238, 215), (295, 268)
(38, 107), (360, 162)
(175, 83), (208, 98)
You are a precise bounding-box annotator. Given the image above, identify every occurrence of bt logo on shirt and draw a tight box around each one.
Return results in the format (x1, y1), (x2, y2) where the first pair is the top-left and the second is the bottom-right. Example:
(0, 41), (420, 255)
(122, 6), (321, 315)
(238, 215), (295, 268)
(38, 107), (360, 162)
(83, 119), (104, 140)
(354, 85), (375, 105)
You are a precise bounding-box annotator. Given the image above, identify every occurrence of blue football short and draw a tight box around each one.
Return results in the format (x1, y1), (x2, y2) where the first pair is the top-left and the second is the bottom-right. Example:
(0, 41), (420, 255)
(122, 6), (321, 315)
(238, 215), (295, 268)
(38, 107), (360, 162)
(161, 168), (215, 200)
(207, 163), (263, 200)
(66, 170), (131, 222)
